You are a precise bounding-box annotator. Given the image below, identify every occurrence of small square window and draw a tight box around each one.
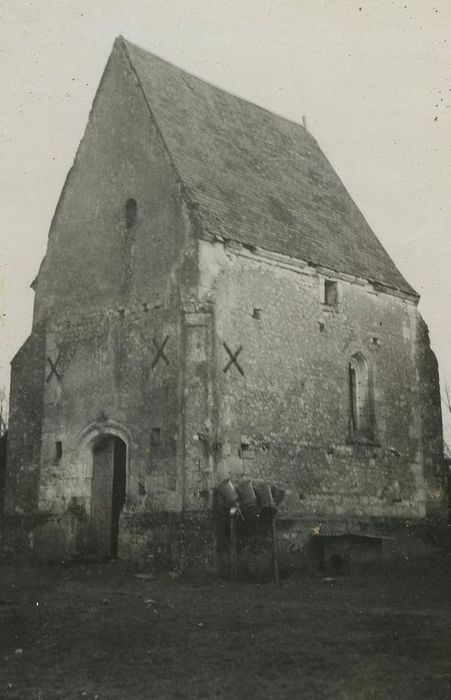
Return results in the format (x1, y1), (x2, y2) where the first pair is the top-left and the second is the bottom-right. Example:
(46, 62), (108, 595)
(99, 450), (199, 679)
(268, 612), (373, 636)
(150, 428), (161, 446)
(324, 280), (338, 307)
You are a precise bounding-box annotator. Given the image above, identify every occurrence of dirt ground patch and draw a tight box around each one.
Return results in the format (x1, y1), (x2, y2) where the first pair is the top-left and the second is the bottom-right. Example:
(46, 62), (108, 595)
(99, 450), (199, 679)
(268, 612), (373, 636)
(1, 556), (451, 699)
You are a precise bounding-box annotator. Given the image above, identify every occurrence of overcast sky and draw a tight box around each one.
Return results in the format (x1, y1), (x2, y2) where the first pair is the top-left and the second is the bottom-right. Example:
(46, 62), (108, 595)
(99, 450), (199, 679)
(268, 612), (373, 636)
(1, 0), (450, 434)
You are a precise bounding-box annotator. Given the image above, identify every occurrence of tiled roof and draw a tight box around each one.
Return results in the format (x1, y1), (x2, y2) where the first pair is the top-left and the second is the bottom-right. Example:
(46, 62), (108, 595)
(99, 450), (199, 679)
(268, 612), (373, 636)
(122, 38), (417, 297)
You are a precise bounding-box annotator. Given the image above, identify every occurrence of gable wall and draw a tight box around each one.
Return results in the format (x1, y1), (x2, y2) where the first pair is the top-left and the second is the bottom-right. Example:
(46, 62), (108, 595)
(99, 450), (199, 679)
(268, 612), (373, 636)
(33, 42), (194, 321)
(5, 44), (198, 547)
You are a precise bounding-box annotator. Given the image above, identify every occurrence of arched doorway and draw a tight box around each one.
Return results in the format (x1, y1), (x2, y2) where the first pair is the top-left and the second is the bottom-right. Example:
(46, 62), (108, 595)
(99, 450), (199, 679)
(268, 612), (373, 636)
(91, 435), (127, 558)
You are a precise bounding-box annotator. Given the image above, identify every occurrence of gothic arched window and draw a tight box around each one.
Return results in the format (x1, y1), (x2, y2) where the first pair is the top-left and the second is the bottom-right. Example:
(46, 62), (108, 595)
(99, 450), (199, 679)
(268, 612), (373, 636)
(348, 352), (373, 440)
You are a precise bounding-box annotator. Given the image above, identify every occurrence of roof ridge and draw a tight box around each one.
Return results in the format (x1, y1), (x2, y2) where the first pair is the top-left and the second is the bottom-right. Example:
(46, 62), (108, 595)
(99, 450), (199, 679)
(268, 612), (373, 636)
(119, 36), (317, 141)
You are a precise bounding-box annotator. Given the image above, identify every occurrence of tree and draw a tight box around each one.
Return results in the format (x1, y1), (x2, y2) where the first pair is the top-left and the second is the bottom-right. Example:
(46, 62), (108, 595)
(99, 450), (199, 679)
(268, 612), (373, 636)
(442, 383), (451, 456)
(0, 386), (8, 438)
(444, 384), (451, 416)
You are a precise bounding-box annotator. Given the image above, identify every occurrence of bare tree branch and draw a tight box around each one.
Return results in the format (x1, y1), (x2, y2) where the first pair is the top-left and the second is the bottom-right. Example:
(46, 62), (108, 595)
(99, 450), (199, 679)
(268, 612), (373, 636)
(0, 385), (8, 437)
(442, 383), (451, 415)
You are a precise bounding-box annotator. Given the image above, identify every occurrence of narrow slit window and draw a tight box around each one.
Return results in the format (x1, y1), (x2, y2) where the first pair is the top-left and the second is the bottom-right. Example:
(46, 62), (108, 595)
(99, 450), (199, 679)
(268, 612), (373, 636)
(150, 428), (161, 446)
(348, 352), (373, 440)
(349, 364), (358, 431)
(54, 441), (62, 464)
(125, 198), (137, 228)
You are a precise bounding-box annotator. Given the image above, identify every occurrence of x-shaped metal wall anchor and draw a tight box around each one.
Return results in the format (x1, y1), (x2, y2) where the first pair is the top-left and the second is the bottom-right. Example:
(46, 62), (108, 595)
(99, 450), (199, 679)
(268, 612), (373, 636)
(223, 342), (244, 376)
(46, 354), (62, 382)
(151, 335), (170, 369)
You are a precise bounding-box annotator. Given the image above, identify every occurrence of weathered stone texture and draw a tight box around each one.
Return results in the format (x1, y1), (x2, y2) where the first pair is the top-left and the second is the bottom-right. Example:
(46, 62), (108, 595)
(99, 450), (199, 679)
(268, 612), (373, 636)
(416, 316), (446, 519)
(32, 41), (195, 325)
(5, 327), (46, 515)
(38, 305), (182, 516)
(3, 40), (198, 558)
(2, 38), (446, 567)
(198, 240), (445, 528)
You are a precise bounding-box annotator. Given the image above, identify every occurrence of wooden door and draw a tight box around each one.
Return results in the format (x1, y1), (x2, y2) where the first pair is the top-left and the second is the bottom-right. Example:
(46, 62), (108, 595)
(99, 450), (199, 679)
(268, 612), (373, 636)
(111, 439), (126, 558)
(91, 437), (115, 558)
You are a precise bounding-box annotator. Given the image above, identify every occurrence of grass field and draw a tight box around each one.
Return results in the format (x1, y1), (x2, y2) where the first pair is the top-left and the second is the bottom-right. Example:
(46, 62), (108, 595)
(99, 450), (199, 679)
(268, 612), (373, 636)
(1, 556), (451, 699)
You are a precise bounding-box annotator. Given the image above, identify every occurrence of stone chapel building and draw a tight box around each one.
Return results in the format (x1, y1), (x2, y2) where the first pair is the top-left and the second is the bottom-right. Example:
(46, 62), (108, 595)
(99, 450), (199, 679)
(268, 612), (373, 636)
(2, 38), (446, 567)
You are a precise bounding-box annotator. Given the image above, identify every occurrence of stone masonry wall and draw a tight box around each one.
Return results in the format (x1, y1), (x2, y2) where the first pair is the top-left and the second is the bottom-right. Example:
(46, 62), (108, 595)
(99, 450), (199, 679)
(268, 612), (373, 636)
(4, 326), (46, 516)
(3, 42), (200, 559)
(39, 302), (182, 516)
(4, 41), (445, 564)
(197, 239), (444, 529)
(32, 40), (197, 325)
(416, 315), (446, 521)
